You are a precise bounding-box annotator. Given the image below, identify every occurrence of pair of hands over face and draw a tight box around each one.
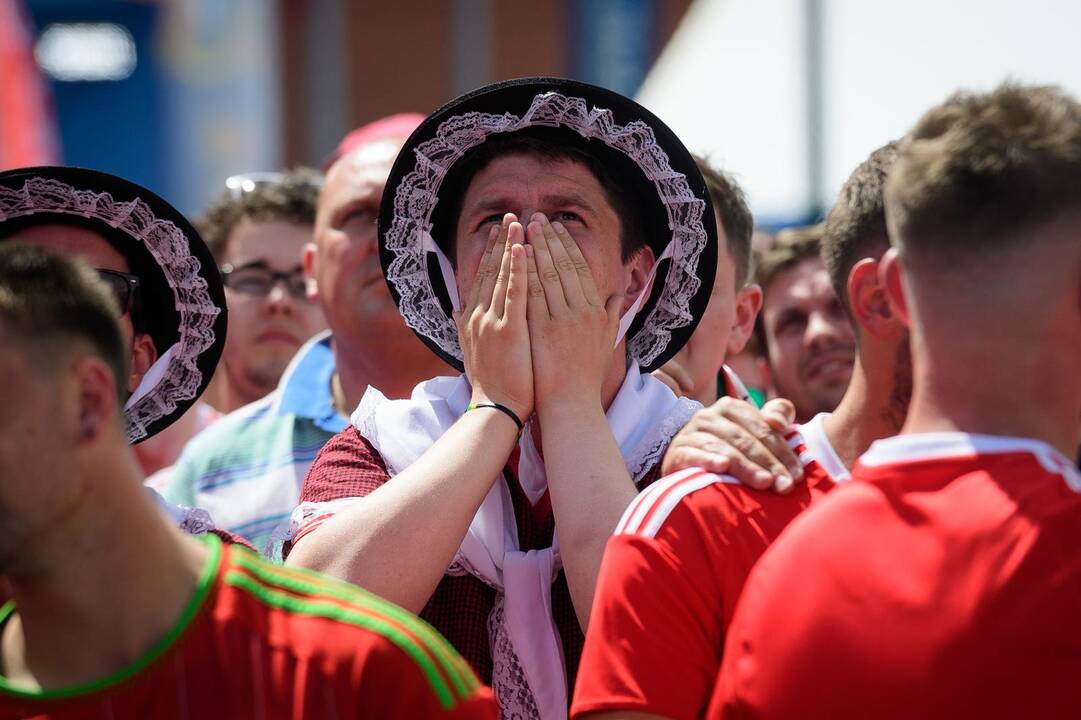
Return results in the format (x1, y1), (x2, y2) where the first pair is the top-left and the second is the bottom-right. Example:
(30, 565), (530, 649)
(457, 214), (807, 494)
(455, 213), (624, 424)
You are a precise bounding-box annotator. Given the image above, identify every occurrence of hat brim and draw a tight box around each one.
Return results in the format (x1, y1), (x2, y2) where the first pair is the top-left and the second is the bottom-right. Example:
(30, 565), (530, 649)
(0, 166), (227, 444)
(378, 77), (717, 373)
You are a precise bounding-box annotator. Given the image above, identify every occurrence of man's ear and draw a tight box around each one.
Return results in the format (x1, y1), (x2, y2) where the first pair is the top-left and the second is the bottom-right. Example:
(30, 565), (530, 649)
(128, 333), (158, 394)
(849, 256), (908, 339)
(726, 283), (763, 356)
(878, 248), (911, 328)
(302, 242), (319, 301)
(622, 245), (657, 315)
(848, 258), (890, 339)
(74, 355), (119, 446)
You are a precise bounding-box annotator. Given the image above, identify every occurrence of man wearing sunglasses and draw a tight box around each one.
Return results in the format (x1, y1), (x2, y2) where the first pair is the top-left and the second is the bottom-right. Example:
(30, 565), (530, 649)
(6, 225), (159, 398)
(0, 165), (241, 545)
(200, 168), (327, 413)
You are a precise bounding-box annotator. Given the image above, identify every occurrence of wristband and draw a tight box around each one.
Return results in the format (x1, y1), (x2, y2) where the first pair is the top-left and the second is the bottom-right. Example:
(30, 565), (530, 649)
(467, 401), (524, 434)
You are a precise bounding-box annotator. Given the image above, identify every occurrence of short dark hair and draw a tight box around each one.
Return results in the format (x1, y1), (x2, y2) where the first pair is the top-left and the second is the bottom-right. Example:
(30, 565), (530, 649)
(199, 167), (322, 263)
(694, 157), (754, 285)
(753, 225), (823, 355)
(755, 224), (823, 292)
(433, 129), (651, 265)
(0, 244), (129, 405)
(887, 83), (1081, 264)
(822, 141), (898, 316)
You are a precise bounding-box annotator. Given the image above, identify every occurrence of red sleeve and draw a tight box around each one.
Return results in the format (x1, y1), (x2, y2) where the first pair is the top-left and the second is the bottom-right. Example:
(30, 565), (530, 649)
(282, 427), (391, 559)
(571, 488), (725, 720)
(298, 426), (391, 503)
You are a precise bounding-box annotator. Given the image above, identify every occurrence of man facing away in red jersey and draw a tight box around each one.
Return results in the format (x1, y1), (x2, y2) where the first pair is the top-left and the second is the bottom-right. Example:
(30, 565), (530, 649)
(572, 141), (906, 720)
(0, 245), (495, 720)
(713, 83), (1081, 719)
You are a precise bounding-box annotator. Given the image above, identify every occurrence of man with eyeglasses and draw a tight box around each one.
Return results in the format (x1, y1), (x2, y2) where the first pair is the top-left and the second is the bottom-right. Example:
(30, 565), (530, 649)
(199, 167), (327, 413)
(162, 115), (455, 552)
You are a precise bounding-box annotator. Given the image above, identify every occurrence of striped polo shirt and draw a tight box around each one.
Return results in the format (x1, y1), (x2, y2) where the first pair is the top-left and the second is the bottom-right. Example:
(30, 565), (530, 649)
(162, 332), (348, 551)
(0, 534), (496, 719)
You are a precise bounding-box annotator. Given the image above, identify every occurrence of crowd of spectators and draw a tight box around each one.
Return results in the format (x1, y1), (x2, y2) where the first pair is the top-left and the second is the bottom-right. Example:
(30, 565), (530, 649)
(0, 75), (1078, 719)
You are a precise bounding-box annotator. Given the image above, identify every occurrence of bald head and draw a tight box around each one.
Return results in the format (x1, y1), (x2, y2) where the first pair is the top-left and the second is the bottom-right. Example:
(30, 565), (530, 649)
(307, 135), (408, 343)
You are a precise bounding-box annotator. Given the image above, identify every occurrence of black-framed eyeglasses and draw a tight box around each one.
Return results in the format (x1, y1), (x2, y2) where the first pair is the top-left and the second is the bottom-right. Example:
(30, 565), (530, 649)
(220, 261), (310, 301)
(96, 268), (140, 315)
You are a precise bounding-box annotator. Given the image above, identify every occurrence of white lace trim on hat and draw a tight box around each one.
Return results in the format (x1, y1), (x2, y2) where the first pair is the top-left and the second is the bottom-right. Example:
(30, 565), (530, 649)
(0, 176), (220, 443)
(384, 89), (709, 368)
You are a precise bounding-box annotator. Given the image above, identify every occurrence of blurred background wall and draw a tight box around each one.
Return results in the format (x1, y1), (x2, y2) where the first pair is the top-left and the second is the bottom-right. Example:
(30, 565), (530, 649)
(4, 0), (1080, 226)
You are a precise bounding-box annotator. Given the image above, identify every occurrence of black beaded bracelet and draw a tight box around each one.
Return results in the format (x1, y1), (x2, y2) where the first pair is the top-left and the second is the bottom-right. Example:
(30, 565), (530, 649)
(466, 401), (524, 434)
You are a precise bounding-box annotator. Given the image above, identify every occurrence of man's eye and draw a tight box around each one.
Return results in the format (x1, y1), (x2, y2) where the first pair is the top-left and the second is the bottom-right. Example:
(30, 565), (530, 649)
(776, 313), (806, 335)
(553, 211), (583, 223)
(474, 214), (503, 232)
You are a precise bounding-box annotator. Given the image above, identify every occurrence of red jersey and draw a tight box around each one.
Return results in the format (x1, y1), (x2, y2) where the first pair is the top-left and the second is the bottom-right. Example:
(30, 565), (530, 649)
(712, 433), (1081, 720)
(571, 414), (848, 720)
(0, 535), (495, 720)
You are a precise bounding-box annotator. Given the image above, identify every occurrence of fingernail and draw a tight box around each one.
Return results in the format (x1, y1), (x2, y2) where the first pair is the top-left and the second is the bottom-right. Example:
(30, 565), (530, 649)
(755, 471), (772, 486)
(775, 475), (793, 494)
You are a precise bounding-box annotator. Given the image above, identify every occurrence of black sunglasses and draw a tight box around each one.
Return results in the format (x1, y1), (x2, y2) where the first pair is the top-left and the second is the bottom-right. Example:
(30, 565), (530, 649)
(95, 268), (140, 315)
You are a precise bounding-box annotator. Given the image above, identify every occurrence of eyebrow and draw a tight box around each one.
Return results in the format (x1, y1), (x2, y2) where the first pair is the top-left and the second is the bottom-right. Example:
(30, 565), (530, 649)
(464, 192), (599, 216)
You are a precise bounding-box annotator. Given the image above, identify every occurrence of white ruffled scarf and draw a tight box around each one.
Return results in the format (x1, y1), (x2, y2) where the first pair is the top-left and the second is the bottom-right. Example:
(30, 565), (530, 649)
(347, 363), (698, 719)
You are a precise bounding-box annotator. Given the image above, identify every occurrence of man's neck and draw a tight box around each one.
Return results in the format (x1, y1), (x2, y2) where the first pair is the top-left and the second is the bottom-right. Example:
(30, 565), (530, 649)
(1, 463), (207, 690)
(902, 348), (1080, 459)
(330, 333), (452, 413)
(823, 354), (905, 471)
(222, 372), (272, 414)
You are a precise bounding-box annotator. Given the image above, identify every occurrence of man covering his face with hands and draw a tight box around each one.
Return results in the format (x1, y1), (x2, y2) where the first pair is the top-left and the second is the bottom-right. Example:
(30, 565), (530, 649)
(281, 79), (721, 719)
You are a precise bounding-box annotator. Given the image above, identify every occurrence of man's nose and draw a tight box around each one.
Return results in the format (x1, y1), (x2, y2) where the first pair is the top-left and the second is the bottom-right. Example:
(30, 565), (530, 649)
(805, 310), (845, 350)
(265, 279), (296, 314)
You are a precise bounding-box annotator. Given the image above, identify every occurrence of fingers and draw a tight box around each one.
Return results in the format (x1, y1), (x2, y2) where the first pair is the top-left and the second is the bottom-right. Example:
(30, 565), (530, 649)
(526, 215), (567, 315)
(682, 413), (799, 490)
(551, 220), (602, 307)
(490, 232), (515, 317)
(535, 215), (586, 308)
(761, 397), (797, 432)
(478, 216), (514, 312)
(502, 243), (527, 326)
(525, 244), (548, 326)
(714, 397), (804, 482)
(661, 442), (733, 476)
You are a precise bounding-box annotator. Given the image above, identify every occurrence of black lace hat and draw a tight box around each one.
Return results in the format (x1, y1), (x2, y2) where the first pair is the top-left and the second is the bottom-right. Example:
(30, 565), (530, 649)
(378, 77), (718, 372)
(0, 166), (227, 443)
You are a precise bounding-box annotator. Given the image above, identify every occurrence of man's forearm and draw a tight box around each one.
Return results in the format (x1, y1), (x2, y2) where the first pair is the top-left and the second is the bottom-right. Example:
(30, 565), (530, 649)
(286, 410), (518, 614)
(539, 401), (637, 629)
